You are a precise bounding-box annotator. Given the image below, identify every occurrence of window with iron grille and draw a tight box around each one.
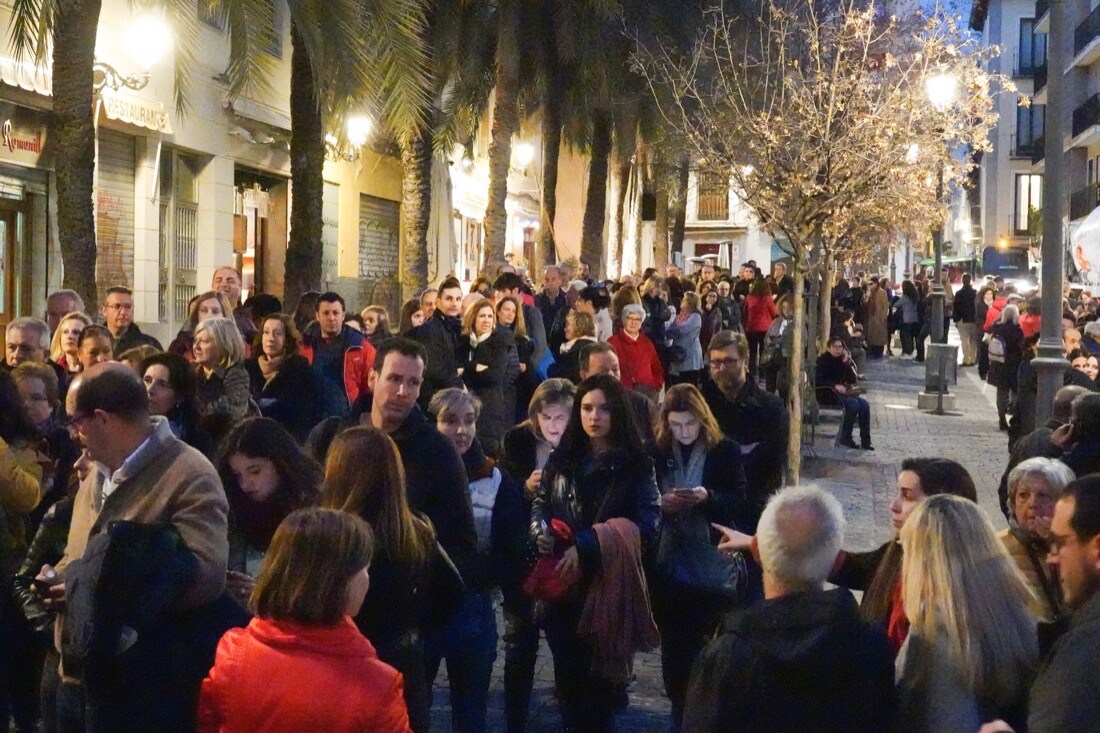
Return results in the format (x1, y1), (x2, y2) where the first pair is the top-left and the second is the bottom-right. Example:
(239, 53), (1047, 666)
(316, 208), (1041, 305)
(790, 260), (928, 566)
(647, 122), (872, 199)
(158, 150), (200, 331)
(696, 171), (729, 221)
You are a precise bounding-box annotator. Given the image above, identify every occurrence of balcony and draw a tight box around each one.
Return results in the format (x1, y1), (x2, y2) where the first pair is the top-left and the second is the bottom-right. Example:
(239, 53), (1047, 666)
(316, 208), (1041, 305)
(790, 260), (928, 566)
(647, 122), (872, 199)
(1012, 134), (1041, 159)
(1031, 135), (1045, 165)
(1072, 4), (1100, 68)
(1034, 62), (1047, 96)
(1072, 94), (1100, 140)
(1037, 0), (1050, 32)
(1071, 182), (1100, 221)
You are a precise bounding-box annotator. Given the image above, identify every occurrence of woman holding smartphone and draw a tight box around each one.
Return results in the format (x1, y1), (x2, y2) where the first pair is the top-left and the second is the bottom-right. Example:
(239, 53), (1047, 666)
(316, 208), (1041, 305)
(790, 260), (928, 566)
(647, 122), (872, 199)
(652, 384), (750, 731)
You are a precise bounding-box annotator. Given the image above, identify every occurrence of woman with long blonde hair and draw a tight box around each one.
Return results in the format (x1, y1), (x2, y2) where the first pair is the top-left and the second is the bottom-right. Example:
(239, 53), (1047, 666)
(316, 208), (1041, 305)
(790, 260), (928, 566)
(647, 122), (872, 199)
(49, 311), (93, 374)
(322, 426), (438, 732)
(895, 494), (1037, 733)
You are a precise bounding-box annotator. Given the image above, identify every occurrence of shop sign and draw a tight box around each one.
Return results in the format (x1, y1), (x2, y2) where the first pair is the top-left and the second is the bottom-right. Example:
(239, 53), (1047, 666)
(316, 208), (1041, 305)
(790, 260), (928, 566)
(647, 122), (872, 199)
(0, 115), (48, 167)
(99, 90), (173, 134)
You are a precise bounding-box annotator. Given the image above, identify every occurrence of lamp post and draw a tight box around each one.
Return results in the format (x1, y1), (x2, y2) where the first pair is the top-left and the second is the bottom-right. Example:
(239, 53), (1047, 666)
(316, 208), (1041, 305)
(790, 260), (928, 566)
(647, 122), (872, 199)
(1034, 0), (1069, 425)
(918, 72), (961, 414)
(325, 115), (374, 162)
(93, 13), (172, 93)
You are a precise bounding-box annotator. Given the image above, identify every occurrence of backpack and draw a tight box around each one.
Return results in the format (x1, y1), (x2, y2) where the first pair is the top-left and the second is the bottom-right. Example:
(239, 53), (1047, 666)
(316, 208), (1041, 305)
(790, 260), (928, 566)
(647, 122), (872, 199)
(988, 334), (1007, 363)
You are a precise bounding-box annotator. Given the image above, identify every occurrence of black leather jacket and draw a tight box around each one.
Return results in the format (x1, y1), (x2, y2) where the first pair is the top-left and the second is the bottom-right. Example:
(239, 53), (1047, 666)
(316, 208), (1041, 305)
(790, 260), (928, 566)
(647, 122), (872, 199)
(530, 448), (660, 577)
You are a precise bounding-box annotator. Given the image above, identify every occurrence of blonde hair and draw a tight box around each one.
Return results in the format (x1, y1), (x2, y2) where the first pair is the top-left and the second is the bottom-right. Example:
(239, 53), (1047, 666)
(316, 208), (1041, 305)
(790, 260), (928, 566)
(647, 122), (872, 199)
(900, 495), (1038, 707)
(496, 295), (527, 338)
(567, 309), (595, 338)
(194, 317), (246, 368)
(50, 311), (93, 362)
(655, 384), (725, 454)
(461, 296), (496, 336)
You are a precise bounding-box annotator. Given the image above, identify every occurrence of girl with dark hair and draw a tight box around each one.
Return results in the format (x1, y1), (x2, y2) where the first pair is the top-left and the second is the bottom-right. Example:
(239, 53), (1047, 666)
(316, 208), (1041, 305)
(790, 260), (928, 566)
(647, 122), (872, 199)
(217, 417), (323, 606)
(0, 369), (46, 733)
(141, 351), (214, 455)
(292, 290), (321, 334)
(321, 426), (442, 733)
(716, 457), (978, 654)
(244, 314), (318, 442)
(530, 374), (661, 731)
(652, 384), (749, 729)
(398, 299), (425, 335)
(76, 325), (114, 372)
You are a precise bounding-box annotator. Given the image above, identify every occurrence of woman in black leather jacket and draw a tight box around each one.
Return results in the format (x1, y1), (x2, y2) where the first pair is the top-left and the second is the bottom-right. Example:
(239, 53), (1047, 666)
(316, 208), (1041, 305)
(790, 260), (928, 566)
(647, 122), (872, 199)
(529, 374), (660, 732)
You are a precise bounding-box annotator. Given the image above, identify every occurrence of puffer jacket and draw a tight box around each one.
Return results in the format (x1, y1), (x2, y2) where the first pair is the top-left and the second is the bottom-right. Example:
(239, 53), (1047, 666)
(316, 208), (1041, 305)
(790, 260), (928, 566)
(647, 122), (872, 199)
(530, 448), (660, 579)
(0, 436), (46, 574)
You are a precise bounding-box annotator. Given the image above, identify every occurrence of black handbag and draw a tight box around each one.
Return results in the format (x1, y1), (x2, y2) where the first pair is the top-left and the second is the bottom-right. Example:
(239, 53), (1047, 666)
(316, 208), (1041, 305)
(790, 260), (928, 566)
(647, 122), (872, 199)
(656, 509), (748, 607)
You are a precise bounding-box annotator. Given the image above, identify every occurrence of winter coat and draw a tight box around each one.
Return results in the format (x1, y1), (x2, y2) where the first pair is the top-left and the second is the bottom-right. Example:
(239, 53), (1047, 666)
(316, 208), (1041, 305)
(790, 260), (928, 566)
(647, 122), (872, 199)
(198, 616), (411, 733)
(110, 323), (163, 359)
(609, 331), (664, 393)
(999, 527), (1062, 622)
(701, 378), (788, 521)
(196, 362), (257, 444)
(654, 438), (749, 531)
(549, 337), (597, 384)
(717, 295), (743, 333)
(461, 329), (518, 454)
(409, 312), (464, 409)
(530, 448), (660, 579)
(1020, 312), (1042, 338)
(953, 285), (977, 324)
(863, 288), (890, 347)
(667, 312), (703, 374)
(700, 306), (724, 351)
(0, 435), (46, 574)
(168, 329), (196, 361)
(13, 496), (72, 633)
(987, 322), (1025, 390)
(1029, 592), (1100, 733)
(244, 354), (319, 443)
(681, 588), (895, 733)
(984, 296), (1009, 332)
(300, 323), (377, 413)
(535, 290), (567, 338)
(743, 294), (776, 335)
(815, 352), (859, 407)
(641, 294), (670, 347)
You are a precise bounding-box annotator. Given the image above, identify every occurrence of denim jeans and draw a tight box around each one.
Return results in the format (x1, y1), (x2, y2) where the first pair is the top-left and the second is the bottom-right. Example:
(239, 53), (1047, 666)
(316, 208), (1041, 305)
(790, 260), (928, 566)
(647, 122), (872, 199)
(543, 602), (618, 733)
(841, 395), (871, 444)
(425, 591), (498, 733)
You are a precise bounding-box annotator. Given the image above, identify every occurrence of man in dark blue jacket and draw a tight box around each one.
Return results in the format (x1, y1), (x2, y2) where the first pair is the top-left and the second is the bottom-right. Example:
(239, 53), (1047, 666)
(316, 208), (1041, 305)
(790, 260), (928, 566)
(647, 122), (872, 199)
(410, 277), (465, 409)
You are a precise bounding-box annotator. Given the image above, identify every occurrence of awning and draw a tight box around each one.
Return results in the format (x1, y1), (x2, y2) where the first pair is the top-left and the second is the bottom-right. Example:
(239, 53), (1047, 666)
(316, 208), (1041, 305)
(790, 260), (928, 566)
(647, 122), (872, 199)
(225, 97), (290, 131)
(918, 255), (979, 266)
(0, 55), (51, 97)
(98, 89), (172, 133)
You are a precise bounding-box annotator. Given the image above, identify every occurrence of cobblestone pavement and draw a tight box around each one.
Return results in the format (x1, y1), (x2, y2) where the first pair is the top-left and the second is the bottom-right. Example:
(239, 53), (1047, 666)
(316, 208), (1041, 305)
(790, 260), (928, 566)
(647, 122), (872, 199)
(431, 342), (1011, 732)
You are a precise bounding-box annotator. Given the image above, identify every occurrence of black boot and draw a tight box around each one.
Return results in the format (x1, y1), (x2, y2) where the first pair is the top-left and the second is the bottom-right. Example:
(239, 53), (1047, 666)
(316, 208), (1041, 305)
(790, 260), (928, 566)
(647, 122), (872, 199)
(838, 435), (859, 449)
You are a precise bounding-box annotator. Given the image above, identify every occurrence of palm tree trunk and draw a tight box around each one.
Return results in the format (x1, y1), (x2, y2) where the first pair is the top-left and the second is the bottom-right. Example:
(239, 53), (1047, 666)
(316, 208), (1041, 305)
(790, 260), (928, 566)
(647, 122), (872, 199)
(581, 112), (612, 278)
(482, 0), (521, 276)
(53, 0), (103, 310)
(608, 160), (629, 279)
(632, 160), (646, 274)
(537, 98), (561, 271)
(654, 172), (670, 269)
(401, 123), (433, 300)
(285, 25), (325, 310)
(671, 158), (690, 256)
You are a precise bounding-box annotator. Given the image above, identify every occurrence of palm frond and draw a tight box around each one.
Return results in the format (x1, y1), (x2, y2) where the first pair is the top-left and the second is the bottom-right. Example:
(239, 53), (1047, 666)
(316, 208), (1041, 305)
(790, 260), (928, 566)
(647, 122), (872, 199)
(7, 0), (56, 65)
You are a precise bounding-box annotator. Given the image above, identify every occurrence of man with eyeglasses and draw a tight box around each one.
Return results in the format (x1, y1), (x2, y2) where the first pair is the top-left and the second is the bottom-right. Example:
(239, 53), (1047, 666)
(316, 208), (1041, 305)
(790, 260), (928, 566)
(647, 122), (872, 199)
(4, 316), (71, 395)
(982, 474), (1100, 733)
(101, 286), (162, 358)
(701, 330), (788, 530)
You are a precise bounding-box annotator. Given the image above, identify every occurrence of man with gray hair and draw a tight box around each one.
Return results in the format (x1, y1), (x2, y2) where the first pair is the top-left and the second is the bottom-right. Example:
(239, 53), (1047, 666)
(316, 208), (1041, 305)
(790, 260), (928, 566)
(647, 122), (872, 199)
(682, 486), (894, 732)
(4, 316), (70, 393)
(45, 289), (85, 331)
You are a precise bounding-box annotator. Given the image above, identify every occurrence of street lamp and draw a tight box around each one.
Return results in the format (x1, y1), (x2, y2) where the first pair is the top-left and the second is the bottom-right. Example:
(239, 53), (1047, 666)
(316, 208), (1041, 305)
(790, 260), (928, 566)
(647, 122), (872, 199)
(93, 13), (172, 92)
(512, 142), (535, 171)
(325, 115), (374, 162)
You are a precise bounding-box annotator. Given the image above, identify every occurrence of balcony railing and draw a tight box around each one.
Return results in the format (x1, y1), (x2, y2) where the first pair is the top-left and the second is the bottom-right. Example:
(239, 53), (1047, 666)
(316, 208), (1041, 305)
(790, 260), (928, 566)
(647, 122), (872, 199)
(1071, 182), (1100, 220)
(1036, 0), (1049, 19)
(1075, 3), (1100, 57)
(1073, 94), (1100, 139)
(1031, 135), (1045, 164)
(1012, 134), (1041, 158)
(1034, 62), (1048, 94)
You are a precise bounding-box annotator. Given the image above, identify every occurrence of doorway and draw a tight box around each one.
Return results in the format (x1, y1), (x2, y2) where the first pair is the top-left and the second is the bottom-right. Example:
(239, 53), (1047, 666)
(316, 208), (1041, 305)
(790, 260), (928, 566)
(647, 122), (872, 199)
(0, 206), (19, 332)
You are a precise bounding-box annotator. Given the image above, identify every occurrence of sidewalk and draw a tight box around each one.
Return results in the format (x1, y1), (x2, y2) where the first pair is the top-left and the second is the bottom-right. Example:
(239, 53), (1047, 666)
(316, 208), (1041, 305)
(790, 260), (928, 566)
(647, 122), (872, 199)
(430, 347), (1012, 731)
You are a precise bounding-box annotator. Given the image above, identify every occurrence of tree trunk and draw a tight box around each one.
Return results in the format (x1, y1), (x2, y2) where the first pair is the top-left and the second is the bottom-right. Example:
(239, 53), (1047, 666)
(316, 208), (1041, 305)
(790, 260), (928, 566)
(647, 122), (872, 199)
(285, 25), (326, 311)
(537, 30), (563, 272)
(581, 112), (612, 278)
(671, 158), (690, 257)
(786, 262), (806, 485)
(654, 175), (670, 268)
(818, 249), (836, 354)
(608, 160), (629, 279)
(401, 123), (433, 300)
(482, 0), (521, 277)
(632, 162), (645, 274)
(54, 0), (103, 310)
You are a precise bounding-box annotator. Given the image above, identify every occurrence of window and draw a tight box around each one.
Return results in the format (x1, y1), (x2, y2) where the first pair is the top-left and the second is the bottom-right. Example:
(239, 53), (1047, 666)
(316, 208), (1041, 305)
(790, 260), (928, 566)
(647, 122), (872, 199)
(1015, 174), (1043, 234)
(1015, 102), (1044, 155)
(696, 171), (729, 221)
(158, 150), (201, 328)
(1018, 19), (1046, 74)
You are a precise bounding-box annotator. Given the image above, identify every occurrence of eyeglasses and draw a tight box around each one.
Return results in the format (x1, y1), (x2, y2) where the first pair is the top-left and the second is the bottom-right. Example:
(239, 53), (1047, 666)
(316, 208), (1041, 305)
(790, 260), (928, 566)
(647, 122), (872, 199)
(104, 303), (134, 312)
(710, 357), (741, 370)
(62, 413), (93, 434)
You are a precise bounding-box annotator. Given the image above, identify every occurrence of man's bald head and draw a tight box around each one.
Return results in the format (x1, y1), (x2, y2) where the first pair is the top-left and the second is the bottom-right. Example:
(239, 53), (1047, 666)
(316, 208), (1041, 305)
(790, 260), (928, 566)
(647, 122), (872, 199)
(1054, 385), (1091, 425)
(71, 361), (149, 424)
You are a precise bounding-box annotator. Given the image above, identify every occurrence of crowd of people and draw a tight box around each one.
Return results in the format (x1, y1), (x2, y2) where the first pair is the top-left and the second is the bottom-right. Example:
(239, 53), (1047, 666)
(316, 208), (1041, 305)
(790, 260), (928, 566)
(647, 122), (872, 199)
(0, 258), (1097, 733)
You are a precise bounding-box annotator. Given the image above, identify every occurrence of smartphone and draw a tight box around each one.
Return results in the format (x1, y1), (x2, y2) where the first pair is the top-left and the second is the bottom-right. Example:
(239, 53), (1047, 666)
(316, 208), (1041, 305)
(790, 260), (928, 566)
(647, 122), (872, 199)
(673, 488), (697, 497)
(33, 577), (56, 593)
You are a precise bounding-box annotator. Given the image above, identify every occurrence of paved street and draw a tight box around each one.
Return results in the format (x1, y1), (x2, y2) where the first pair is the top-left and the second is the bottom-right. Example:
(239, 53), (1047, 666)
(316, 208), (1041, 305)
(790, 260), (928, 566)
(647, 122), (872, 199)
(431, 345), (1010, 732)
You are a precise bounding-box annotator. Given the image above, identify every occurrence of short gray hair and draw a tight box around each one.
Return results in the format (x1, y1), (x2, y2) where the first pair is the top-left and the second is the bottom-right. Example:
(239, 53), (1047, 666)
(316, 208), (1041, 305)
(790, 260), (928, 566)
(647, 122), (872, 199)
(6, 317), (50, 348)
(47, 289), (85, 312)
(1084, 320), (1100, 338)
(566, 279), (588, 293)
(1000, 304), (1020, 324)
(757, 485), (845, 590)
(1007, 458), (1075, 503)
(429, 387), (482, 422)
(543, 265), (563, 279)
(621, 304), (645, 321)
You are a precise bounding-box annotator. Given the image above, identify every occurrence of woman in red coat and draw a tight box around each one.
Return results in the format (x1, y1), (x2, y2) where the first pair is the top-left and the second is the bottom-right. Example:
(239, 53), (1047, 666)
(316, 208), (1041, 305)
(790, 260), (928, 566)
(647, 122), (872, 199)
(743, 277), (777, 375)
(609, 303), (664, 399)
(198, 508), (411, 733)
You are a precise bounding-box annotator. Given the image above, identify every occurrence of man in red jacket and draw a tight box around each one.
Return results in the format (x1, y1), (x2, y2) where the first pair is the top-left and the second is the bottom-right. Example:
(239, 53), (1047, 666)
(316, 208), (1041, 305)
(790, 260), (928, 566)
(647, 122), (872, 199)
(300, 292), (376, 418)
